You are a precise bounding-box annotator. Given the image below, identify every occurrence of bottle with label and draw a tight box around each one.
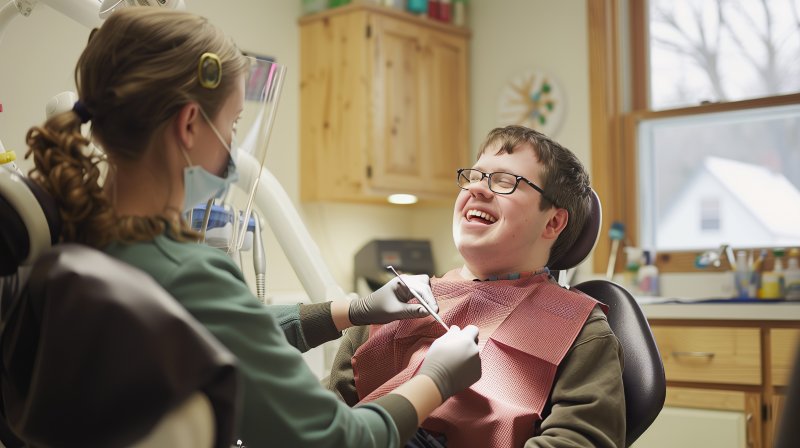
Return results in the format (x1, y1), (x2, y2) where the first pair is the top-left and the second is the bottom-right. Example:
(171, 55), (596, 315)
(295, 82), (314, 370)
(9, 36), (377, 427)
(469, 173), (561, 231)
(734, 250), (751, 299)
(452, 0), (467, 26)
(750, 249), (767, 298)
(637, 250), (660, 296)
(784, 248), (800, 301)
(761, 248), (786, 300)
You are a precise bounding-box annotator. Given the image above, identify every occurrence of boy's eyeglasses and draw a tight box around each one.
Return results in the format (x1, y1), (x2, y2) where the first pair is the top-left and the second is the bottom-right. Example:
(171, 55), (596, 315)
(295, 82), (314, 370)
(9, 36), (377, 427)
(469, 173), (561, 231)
(456, 168), (558, 206)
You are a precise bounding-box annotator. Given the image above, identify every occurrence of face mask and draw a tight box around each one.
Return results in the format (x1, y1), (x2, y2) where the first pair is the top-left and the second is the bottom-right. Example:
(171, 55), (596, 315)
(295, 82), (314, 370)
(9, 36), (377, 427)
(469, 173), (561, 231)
(181, 108), (239, 212)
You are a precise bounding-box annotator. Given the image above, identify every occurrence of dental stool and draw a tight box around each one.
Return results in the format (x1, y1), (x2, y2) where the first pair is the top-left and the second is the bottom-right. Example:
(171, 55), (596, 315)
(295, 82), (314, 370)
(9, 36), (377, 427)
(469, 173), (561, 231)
(0, 170), (239, 448)
(550, 190), (666, 447)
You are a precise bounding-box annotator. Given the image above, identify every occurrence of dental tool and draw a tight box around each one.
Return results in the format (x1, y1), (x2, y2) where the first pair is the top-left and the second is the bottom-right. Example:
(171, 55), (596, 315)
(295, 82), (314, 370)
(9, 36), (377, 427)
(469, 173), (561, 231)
(387, 265), (448, 331)
(253, 211), (267, 303)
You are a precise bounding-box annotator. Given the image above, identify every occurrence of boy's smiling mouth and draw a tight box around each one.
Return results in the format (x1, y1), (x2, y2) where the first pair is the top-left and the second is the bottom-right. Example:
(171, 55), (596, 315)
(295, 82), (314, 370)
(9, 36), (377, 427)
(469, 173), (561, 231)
(465, 209), (497, 224)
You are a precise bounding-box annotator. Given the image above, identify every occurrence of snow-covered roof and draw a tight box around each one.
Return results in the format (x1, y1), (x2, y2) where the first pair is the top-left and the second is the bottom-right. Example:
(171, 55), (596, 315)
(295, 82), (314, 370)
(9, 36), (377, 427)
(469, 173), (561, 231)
(704, 156), (800, 238)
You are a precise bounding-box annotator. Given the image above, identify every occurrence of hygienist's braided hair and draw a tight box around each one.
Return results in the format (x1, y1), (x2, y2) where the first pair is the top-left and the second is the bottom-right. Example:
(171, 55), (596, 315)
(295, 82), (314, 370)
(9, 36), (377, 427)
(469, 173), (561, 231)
(25, 7), (249, 248)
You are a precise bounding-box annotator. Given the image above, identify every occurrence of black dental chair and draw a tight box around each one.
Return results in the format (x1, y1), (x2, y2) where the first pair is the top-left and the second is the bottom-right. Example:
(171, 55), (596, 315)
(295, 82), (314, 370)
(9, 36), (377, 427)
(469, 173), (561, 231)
(0, 170), (239, 447)
(550, 190), (666, 447)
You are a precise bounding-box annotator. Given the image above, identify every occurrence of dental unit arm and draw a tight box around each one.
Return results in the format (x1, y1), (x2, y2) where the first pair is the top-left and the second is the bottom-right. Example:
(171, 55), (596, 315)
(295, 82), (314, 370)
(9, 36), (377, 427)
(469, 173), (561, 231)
(235, 150), (349, 303)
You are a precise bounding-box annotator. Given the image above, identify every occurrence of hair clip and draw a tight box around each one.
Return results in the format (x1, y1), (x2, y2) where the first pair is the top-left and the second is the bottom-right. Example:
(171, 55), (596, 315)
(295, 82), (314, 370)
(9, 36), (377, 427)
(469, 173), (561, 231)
(198, 52), (222, 89)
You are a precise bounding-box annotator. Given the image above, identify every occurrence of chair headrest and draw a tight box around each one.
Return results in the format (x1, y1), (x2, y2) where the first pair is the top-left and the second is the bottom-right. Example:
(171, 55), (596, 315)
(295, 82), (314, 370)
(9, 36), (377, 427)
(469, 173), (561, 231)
(549, 189), (602, 271)
(0, 171), (62, 276)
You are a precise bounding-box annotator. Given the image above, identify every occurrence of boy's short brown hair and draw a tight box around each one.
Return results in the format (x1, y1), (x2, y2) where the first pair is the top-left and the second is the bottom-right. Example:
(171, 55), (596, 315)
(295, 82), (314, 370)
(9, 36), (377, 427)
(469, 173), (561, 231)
(478, 125), (592, 267)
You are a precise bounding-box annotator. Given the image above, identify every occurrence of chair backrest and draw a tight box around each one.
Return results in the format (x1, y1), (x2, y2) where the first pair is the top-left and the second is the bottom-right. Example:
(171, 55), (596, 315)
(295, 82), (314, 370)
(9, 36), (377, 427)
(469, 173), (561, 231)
(552, 189), (666, 447)
(0, 170), (239, 447)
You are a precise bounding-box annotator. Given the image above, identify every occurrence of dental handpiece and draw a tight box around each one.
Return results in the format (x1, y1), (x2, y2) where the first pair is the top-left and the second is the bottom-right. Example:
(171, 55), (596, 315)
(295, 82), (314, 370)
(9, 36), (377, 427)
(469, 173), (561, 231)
(387, 266), (449, 331)
(253, 212), (267, 303)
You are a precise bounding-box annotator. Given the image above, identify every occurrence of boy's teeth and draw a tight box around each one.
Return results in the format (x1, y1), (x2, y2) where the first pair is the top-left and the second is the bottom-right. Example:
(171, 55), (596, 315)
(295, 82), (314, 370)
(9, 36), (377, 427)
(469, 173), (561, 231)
(467, 209), (496, 223)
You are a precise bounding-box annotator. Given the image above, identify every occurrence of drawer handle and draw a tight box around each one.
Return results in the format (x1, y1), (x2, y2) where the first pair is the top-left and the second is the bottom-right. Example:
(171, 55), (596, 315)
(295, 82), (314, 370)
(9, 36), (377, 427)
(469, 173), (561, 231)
(671, 351), (715, 359)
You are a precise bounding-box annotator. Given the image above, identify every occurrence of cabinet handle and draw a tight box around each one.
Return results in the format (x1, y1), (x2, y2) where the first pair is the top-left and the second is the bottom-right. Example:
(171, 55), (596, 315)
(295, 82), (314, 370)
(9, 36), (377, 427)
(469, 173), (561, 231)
(671, 351), (715, 359)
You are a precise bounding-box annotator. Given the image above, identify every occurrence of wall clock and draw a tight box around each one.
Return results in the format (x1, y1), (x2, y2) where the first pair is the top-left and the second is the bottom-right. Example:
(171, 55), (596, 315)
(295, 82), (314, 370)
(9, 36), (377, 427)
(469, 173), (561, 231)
(496, 70), (565, 137)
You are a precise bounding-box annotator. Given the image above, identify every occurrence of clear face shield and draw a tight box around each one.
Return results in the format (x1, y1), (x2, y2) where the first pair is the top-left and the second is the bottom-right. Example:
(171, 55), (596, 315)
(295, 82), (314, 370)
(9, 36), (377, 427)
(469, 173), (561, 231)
(187, 56), (286, 258)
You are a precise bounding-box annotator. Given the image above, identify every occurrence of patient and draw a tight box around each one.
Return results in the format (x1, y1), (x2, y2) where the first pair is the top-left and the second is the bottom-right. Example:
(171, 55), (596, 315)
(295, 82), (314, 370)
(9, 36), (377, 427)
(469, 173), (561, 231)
(327, 125), (625, 447)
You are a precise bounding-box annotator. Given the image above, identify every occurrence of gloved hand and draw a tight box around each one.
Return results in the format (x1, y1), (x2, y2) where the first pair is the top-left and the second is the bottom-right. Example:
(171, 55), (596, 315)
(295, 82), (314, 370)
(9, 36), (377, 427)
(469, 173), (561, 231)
(349, 274), (438, 326)
(417, 325), (481, 401)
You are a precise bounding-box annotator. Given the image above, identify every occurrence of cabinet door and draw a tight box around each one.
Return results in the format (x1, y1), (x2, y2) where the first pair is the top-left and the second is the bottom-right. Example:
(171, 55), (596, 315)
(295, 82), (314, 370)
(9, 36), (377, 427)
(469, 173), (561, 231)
(633, 387), (761, 448)
(369, 15), (426, 192)
(422, 28), (469, 195)
(300, 10), (371, 201)
(770, 328), (800, 386)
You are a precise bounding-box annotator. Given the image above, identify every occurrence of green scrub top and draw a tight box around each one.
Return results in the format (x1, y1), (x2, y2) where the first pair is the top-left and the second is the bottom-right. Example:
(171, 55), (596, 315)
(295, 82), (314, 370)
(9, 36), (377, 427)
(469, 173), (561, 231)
(105, 234), (403, 447)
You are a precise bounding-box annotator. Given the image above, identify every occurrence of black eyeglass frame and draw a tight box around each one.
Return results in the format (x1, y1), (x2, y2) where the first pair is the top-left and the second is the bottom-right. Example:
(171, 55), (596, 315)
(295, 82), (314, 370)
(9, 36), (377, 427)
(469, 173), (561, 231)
(456, 168), (559, 207)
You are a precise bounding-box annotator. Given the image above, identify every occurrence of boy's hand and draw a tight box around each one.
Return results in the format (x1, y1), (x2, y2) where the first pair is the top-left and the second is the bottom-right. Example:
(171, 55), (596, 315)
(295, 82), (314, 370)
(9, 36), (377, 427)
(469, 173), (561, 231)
(349, 274), (437, 326)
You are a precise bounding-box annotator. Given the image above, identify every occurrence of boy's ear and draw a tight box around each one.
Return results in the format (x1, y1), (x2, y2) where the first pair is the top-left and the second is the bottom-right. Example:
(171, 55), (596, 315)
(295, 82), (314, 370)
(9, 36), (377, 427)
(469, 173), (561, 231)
(173, 102), (201, 150)
(542, 208), (568, 240)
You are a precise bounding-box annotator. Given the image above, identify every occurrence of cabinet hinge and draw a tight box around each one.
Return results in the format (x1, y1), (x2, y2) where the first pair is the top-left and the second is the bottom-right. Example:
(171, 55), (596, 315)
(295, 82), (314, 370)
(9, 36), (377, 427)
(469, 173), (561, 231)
(762, 403), (771, 421)
(366, 165), (373, 178)
(366, 24), (371, 38)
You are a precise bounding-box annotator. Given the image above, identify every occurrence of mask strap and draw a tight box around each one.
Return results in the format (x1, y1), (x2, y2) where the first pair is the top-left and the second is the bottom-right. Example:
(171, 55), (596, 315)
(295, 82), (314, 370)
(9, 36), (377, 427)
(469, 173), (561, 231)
(179, 146), (193, 168)
(199, 108), (232, 154)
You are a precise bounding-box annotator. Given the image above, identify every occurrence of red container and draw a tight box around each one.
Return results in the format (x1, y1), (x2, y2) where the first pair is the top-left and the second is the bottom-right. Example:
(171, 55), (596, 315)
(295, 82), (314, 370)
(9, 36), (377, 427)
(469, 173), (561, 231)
(438, 0), (452, 22)
(428, 0), (440, 19)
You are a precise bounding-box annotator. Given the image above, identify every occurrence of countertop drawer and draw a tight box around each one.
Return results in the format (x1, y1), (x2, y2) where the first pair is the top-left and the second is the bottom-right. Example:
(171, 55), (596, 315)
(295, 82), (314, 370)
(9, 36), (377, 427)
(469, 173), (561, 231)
(652, 326), (761, 385)
(771, 328), (800, 386)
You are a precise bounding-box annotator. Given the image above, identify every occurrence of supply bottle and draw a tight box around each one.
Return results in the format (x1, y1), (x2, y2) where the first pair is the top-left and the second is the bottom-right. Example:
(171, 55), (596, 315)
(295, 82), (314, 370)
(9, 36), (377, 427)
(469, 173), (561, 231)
(761, 248), (786, 300)
(785, 248), (800, 301)
(622, 246), (642, 294)
(637, 250), (660, 296)
(734, 250), (751, 299)
(452, 0), (467, 26)
(751, 249), (767, 298)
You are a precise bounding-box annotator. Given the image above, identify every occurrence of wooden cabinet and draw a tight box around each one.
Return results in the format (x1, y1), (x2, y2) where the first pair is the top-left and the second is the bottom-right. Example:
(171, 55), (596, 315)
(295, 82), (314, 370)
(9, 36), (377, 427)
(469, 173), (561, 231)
(299, 3), (470, 203)
(646, 320), (800, 448)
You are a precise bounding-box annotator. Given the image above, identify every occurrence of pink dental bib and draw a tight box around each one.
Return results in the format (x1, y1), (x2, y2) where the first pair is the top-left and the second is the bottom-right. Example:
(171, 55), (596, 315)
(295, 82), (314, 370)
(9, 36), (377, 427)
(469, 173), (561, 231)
(352, 271), (604, 447)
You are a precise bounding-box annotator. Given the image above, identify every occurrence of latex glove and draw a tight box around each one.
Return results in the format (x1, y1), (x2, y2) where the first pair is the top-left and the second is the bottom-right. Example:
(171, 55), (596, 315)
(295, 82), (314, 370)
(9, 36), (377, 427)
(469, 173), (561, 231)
(349, 274), (437, 326)
(417, 325), (481, 401)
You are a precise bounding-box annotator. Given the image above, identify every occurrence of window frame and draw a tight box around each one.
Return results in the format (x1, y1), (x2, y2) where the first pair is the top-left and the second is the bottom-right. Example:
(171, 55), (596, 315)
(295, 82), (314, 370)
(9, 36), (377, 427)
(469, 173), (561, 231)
(587, 0), (800, 274)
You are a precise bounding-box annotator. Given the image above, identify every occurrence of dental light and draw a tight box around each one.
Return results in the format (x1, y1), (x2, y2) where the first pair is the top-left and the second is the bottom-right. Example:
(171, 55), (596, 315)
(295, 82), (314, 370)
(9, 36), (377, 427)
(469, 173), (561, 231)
(0, 0), (184, 44)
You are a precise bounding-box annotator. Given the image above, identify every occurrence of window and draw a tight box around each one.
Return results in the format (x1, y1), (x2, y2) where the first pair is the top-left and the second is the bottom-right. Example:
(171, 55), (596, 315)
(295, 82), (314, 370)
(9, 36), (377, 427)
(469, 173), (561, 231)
(638, 104), (800, 252)
(588, 0), (800, 273)
(648, 0), (800, 110)
(699, 198), (720, 233)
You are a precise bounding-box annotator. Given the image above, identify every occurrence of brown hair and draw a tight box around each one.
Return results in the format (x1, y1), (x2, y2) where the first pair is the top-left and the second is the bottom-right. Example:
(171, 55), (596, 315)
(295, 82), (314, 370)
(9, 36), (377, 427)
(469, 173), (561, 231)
(477, 125), (592, 266)
(25, 7), (249, 248)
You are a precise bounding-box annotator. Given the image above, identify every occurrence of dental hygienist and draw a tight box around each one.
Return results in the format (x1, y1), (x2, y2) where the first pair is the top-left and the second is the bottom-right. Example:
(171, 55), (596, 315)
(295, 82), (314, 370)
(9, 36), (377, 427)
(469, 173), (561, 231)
(24, 7), (481, 448)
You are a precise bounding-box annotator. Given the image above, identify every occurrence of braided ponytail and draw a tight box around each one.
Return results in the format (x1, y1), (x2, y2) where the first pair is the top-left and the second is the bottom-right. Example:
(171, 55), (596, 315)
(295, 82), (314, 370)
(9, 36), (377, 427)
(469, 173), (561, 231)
(26, 111), (117, 248)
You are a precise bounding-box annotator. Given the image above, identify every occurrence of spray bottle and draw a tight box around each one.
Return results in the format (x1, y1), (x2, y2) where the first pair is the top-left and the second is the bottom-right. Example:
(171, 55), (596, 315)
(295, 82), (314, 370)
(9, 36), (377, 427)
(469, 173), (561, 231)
(637, 250), (660, 296)
(784, 248), (800, 301)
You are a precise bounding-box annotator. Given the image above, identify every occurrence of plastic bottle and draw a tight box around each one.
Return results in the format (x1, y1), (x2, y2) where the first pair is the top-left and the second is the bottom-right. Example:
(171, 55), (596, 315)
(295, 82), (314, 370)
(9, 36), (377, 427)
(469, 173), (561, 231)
(452, 0), (467, 26)
(761, 248), (786, 300)
(750, 249), (767, 298)
(407, 0), (427, 15)
(622, 246), (642, 293)
(637, 250), (660, 296)
(784, 248), (800, 301)
(734, 250), (751, 299)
